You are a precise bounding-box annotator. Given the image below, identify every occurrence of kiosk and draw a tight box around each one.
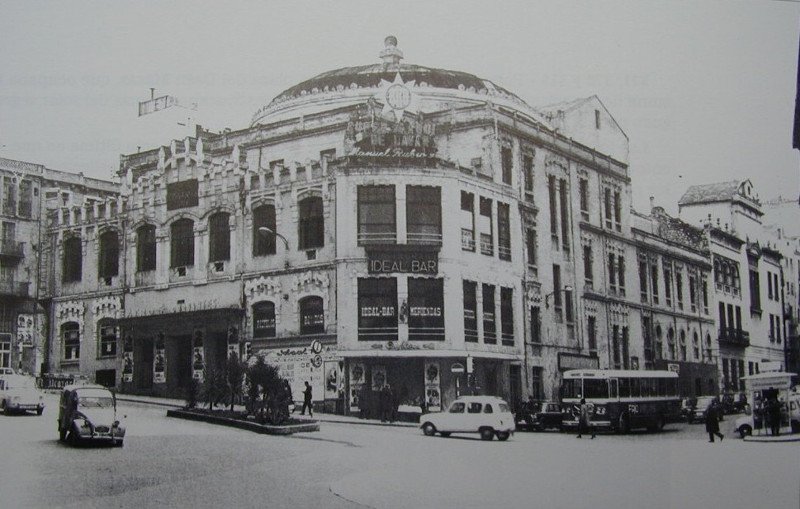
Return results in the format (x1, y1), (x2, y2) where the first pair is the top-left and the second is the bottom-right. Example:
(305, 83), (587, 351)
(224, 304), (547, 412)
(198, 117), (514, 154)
(736, 372), (798, 437)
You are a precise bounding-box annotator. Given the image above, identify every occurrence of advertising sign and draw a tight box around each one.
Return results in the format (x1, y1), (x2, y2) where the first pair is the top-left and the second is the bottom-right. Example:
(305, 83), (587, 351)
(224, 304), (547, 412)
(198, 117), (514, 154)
(153, 333), (166, 384)
(122, 336), (133, 383)
(372, 364), (387, 391)
(424, 361), (441, 412)
(350, 362), (366, 411)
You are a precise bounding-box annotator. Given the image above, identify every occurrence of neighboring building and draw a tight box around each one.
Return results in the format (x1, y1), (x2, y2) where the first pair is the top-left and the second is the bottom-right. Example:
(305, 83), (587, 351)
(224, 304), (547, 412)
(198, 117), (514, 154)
(679, 180), (788, 392)
(0, 157), (119, 376)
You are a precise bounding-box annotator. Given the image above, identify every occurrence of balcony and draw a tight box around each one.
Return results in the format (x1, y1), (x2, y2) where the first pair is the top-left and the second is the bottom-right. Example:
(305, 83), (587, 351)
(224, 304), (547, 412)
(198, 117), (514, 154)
(718, 327), (750, 348)
(0, 279), (30, 297)
(0, 239), (24, 258)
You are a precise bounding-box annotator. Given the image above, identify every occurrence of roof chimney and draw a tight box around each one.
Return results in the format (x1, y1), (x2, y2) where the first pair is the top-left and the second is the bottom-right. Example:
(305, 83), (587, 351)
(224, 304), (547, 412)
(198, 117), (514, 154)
(649, 196), (655, 214)
(380, 35), (404, 66)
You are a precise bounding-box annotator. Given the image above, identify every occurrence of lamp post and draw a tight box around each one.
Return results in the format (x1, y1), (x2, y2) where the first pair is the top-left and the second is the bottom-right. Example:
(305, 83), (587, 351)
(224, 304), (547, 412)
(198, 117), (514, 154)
(258, 226), (289, 250)
(544, 285), (573, 309)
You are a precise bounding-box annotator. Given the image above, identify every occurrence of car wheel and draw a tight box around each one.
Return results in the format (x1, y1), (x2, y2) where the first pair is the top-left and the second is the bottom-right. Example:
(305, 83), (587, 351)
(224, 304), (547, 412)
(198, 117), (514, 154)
(496, 431), (510, 441)
(440, 432), (451, 437)
(480, 427), (495, 441)
(739, 425), (752, 439)
(422, 422), (436, 436)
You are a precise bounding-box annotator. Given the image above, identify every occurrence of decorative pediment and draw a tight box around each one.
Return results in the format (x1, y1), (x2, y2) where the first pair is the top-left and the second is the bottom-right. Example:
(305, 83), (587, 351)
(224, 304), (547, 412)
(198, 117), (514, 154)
(293, 271), (330, 292)
(245, 276), (281, 300)
(93, 296), (122, 320)
(56, 301), (85, 321)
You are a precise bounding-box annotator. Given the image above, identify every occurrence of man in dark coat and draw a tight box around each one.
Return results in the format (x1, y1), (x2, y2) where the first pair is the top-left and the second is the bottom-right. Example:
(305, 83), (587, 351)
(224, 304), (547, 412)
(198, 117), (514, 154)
(705, 399), (723, 442)
(300, 381), (313, 417)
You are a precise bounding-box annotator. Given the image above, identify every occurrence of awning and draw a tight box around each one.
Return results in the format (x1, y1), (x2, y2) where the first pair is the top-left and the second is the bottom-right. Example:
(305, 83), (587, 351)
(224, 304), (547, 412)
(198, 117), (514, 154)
(337, 349), (521, 361)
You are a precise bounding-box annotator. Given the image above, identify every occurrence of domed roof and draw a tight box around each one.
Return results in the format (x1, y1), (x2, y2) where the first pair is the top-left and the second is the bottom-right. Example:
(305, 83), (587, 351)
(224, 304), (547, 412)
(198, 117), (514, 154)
(251, 36), (535, 126)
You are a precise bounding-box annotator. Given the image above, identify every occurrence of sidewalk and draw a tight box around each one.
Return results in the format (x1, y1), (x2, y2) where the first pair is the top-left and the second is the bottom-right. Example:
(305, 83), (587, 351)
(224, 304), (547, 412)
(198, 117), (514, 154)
(116, 393), (420, 428)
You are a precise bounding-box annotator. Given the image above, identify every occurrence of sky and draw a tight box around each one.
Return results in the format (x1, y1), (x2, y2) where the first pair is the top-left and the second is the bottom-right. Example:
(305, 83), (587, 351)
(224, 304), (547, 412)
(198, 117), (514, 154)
(1, 0), (799, 215)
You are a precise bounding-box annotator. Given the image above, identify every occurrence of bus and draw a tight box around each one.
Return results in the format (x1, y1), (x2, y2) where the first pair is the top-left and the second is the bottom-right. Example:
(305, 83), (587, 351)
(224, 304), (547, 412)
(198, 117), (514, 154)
(561, 369), (682, 433)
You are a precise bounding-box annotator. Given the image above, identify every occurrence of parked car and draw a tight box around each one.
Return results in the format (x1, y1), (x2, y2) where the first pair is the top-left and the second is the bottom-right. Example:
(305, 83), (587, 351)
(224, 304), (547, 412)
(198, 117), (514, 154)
(57, 385), (125, 446)
(0, 374), (45, 415)
(721, 392), (748, 414)
(421, 396), (515, 441)
(515, 400), (564, 431)
(680, 397), (697, 422)
(735, 395), (800, 438)
(686, 396), (723, 424)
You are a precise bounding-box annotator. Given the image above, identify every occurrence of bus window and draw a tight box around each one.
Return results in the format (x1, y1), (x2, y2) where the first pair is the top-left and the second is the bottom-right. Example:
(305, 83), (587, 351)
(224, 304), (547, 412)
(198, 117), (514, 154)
(562, 379), (582, 399)
(619, 378), (630, 398)
(641, 378), (651, 397)
(609, 379), (618, 398)
(630, 378), (640, 398)
(584, 379), (609, 399)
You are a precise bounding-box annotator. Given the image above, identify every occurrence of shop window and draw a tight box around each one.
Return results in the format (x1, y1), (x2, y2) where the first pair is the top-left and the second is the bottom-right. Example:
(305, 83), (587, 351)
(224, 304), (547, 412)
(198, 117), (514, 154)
(482, 283), (496, 344)
(62, 236), (82, 283)
(406, 186), (441, 245)
(358, 186), (396, 245)
(252, 301), (277, 339)
(408, 278), (444, 341)
(358, 278), (398, 341)
(136, 224), (156, 272)
(98, 322), (117, 358)
(298, 196), (324, 250)
(299, 296), (324, 335)
(252, 204), (277, 256)
(500, 287), (514, 345)
(170, 218), (194, 268)
(98, 230), (119, 281)
(463, 280), (478, 343)
(209, 212), (231, 262)
(62, 322), (80, 361)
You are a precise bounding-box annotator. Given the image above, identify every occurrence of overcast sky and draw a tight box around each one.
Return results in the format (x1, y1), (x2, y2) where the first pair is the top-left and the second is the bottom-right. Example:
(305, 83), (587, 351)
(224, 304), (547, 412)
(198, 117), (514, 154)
(1, 0), (798, 215)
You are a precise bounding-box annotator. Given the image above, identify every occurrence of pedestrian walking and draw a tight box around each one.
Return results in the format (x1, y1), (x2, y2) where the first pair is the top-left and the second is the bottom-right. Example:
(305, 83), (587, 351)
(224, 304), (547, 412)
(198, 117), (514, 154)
(576, 398), (595, 439)
(380, 384), (394, 422)
(358, 384), (370, 419)
(767, 397), (782, 436)
(300, 380), (313, 417)
(705, 399), (724, 442)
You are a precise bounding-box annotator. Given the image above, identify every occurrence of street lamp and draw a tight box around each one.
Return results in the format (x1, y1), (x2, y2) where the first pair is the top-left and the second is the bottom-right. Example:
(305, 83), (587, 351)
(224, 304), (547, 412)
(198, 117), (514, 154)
(544, 285), (573, 309)
(258, 226), (289, 250)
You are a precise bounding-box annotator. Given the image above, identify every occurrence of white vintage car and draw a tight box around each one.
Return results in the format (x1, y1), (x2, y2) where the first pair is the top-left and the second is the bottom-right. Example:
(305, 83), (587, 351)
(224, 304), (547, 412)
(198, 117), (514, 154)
(420, 396), (515, 441)
(0, 374), (45, 415)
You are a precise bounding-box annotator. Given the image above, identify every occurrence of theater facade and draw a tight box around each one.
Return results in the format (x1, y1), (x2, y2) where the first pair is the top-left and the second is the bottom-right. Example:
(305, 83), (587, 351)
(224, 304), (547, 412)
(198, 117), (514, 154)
(43, 36), (645, 411)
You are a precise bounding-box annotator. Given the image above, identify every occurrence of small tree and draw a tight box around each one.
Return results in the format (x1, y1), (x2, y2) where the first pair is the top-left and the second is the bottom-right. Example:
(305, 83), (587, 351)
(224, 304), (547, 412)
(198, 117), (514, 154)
(203, 363), (227, 410)
(245, 355), (288, 424)
(225, 352), (247, 412)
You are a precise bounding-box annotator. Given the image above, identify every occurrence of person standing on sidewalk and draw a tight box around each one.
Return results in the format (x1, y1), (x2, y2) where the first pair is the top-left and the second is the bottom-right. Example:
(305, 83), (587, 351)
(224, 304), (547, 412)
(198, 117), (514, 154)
(300, 381), (313, 417)
(705, 399), (724, 442)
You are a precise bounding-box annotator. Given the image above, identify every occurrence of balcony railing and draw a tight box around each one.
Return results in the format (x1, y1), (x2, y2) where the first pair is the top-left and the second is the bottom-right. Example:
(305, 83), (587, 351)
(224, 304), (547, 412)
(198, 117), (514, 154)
(0, 279), (30, 297)
(0, 239), (24, 258)
(717, 327), (750, 347)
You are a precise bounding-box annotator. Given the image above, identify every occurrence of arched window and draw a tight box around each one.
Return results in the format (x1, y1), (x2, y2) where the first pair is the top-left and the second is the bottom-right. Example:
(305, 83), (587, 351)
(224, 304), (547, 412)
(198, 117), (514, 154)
(209, 212), (231, 262)
(170, 218), (194, 268)
(62, 322), (80, 360)
(298, 196), (324, 250)
(62, 236), (82, 283)
(136, 224), (157, 272)
(252, 301), (276, 339)
(252, 204), (276, 256)
(299, 296), (324, 335)
(98, 230), (119, 280)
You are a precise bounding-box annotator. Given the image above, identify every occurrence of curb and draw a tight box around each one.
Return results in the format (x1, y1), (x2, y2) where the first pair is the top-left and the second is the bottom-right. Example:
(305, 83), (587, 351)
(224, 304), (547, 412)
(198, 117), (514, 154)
(167, 408), (320, 434)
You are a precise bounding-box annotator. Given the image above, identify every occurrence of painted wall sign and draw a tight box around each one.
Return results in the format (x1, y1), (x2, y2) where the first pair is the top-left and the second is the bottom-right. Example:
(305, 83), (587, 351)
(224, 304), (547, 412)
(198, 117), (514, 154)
(558, 353), (600, 371)
(367, 249), (438, 275)
(166, 179), (199, 210)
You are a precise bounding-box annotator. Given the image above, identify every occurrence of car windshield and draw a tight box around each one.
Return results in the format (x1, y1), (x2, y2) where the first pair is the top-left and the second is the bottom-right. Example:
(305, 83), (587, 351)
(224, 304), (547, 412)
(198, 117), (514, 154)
(497, 402), (510, 412)
(79, 396), (113, 408)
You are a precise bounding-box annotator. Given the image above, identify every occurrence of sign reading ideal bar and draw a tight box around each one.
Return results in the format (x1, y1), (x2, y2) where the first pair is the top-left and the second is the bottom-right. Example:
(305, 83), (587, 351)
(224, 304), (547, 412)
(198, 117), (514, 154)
(367, 248), (438, 275)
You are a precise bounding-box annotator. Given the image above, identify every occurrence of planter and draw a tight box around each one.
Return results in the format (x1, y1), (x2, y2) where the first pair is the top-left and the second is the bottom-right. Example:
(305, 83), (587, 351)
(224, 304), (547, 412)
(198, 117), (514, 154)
(167, 408), (320, 435)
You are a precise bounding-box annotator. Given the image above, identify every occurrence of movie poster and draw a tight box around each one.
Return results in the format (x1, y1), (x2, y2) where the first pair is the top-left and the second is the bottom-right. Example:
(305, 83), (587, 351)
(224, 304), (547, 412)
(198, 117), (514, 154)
(349, 362), (365, 411)
(424, 360), (441, 411)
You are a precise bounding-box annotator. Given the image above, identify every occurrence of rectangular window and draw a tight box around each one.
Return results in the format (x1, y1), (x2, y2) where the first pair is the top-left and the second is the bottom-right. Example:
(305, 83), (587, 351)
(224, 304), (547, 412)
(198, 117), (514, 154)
(604, 188), (612, 229)
(664, 267), (673, 307)
(479, 197), (493, 256)
(2, 177), (17, 215)
(549, 176), (558, 244)
(564, 288), (574, 324)
(461, 191), (475, 252)
(552, 265), (562, 321)
(530, 306), (541, 344)
(526, 228), (537, 267)
(579, 178), (589, 219)
(523, 155), (534, 195)
(18, 180), (33, 218)
(63, 327), (80, 361)
(559, 178), (570, 252)
(170, 219), (195, 268)
(408, 278), (444, 341)
(482, 283), (496, 344)
(62, 236), (83, 282)
(252, 204), (277, 256)
(614, 190), (621, 231)
(407, 186), (441, 245)
(651, 262), (659, 304)
(531, 367), (543, 401)
(253, 301), (277, 339)
(621, 327), (630, 369)
(676, 270), (684, 309)
(358, 185), (396, 245)
(617, 255), (625, 295)
(750, 269), (761, 310)
(587, 316), (597, 353)
(583, 245), (593, 284)
(137, 225), (157, 272)
(209, 213), (231, 262)
(497, 202), (511, 261)
(608, 253), (616, 290)
(501, 146), (513, 185)
(612, 325), (620, 368)
(299, 296), (325, 335)
(463, 281), (478, 343)
(689, 275), (698, 312)
(639, 258), (648, 302)
(98, 325), (117, 358)
(500, 287), (514, 346)
(298, 196), (324, 250)
(358, 278), (398, 341)
(98, 231), (119, 279)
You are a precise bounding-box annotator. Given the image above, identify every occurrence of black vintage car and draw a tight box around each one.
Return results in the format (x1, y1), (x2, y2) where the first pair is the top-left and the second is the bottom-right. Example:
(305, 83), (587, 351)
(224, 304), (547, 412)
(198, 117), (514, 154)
(515, 400), (564, 431)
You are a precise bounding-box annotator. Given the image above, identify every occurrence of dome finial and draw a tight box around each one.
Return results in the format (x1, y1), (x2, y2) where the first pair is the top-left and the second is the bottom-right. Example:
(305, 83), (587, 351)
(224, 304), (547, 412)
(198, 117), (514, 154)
(379, 35), (403, 66)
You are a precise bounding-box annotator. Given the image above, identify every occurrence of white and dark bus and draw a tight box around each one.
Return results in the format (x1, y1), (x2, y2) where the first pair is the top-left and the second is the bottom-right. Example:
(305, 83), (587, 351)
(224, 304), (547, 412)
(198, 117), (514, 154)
(561, 369), (682, 433)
